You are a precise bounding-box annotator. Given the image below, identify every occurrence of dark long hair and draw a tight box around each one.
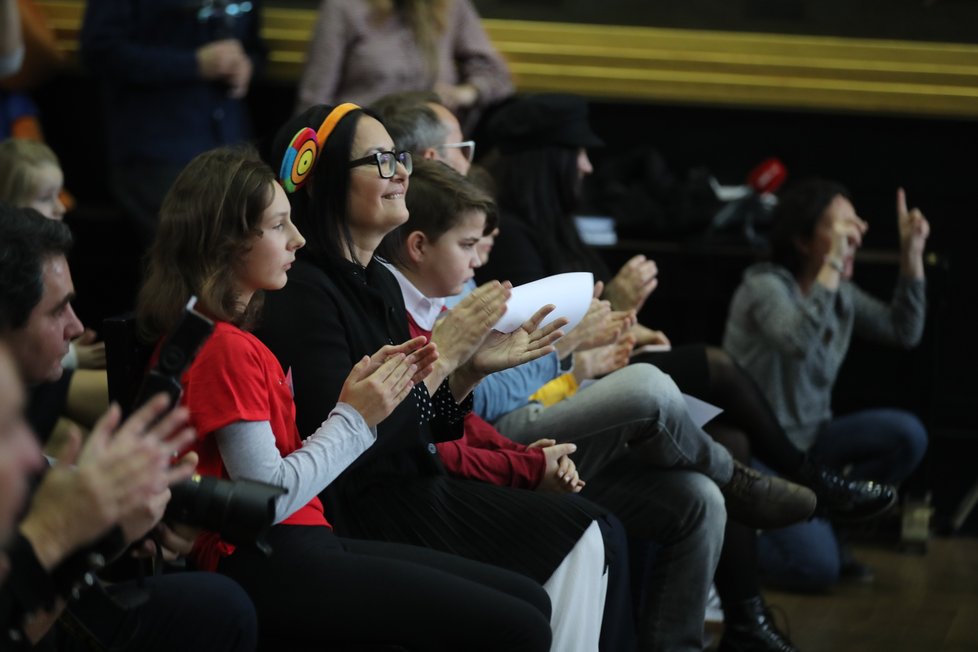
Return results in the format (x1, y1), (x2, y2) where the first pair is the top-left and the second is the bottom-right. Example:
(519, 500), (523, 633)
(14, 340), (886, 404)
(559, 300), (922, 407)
(271, 105), (388, 267)
(490, 146), (611, 281)
(137, 147), (276, 342)
(771, 178), (850, 277)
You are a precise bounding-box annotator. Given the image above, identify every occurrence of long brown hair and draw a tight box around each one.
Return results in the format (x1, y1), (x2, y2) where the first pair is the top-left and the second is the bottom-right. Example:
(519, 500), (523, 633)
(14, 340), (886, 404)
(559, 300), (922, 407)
(137, 147), (277, 342)
(369, 0), (450, 78)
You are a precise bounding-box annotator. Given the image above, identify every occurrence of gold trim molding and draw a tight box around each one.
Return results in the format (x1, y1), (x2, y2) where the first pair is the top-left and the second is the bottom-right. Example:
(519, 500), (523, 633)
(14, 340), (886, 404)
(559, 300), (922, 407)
(36, 1), (978, 118)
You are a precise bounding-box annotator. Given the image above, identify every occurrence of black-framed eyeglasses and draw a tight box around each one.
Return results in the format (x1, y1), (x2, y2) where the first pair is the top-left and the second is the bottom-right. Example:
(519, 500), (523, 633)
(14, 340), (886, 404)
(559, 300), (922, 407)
(348, 150), (413, 178)
(438, 140), (476, 164)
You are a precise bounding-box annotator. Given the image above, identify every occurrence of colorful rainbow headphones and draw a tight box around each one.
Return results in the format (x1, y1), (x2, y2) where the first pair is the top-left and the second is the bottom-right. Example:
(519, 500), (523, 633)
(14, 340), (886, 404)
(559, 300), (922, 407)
(279, 102), (361, 193)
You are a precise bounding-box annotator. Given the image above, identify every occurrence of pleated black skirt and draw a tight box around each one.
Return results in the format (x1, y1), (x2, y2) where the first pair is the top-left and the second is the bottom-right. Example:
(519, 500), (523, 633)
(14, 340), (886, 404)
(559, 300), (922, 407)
(335, 476), (607, 584)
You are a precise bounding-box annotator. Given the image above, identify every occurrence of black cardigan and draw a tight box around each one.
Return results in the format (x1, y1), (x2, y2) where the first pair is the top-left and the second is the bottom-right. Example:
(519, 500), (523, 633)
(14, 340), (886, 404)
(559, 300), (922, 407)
(256, 254), (462, 529)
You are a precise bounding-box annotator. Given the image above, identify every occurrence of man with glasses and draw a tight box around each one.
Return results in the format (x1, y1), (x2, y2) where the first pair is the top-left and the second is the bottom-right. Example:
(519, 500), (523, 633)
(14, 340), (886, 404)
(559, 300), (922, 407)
(371, 91), (817, 652)
(371, 92), (475, 176)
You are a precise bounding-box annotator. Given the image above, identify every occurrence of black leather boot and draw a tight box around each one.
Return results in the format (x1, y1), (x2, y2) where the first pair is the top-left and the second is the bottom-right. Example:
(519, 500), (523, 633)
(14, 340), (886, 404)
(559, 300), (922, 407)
(718, 595), (799, 652)
(796, 458), (896, 522)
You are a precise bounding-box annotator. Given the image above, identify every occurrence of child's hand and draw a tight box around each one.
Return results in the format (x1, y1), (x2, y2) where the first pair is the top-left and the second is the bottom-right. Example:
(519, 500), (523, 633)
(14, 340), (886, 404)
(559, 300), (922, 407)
(339, 354), (417, 428)
(529, 440), (585, 494)
(467, 304), (567, 376)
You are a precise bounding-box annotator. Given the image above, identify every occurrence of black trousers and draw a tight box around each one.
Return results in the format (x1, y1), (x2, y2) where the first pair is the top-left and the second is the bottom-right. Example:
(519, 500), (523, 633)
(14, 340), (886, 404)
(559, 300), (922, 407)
(53, 572), (257, 652)
(218, 525), (552, 652)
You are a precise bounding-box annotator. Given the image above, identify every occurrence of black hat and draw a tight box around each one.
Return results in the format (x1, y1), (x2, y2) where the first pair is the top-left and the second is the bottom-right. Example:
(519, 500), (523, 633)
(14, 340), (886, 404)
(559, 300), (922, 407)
(486, 94), (604, 154)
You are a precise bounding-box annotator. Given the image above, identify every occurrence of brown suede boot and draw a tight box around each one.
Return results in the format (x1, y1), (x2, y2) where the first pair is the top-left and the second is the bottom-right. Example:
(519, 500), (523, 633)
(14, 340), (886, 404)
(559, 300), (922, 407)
(722, 461), (817, 529)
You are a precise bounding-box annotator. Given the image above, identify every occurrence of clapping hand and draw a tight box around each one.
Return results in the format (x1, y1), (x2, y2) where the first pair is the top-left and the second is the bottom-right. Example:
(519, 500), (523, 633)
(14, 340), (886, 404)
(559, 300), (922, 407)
(604, 255), (659, 312)
(367, 336), (439, 387)
(466, 304), (567, 376)
(630, 324), (670, 349)
(555, 285), (637, 358)
(431, 281), (511, 371)
(19, 395), (196, 568)
(573, 333), (637, 382)
(339, 347), (421, 428)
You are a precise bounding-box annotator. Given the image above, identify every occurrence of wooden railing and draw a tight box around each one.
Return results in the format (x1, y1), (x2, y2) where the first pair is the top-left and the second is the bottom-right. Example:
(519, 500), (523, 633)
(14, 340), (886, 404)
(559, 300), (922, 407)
(35, 1), (978, 118)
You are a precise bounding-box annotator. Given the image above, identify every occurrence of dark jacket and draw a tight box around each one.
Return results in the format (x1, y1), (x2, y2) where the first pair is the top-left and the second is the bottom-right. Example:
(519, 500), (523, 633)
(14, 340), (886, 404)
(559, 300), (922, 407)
(256, 255), (461, 528)
(80, 0), (265, 166)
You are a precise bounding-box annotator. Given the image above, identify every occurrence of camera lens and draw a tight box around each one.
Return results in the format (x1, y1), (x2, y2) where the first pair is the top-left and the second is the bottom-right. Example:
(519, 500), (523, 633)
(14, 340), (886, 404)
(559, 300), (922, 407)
(166, 474), (286, 548)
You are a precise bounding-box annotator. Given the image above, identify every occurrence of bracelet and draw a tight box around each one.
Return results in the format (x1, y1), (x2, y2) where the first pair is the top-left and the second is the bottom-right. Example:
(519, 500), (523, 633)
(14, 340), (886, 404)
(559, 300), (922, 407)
(827, 257), (845, 273)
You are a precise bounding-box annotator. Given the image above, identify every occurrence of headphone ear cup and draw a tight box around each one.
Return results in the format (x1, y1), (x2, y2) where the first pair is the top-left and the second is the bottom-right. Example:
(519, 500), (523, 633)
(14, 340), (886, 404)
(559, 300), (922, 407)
(279, 127), (320, 193)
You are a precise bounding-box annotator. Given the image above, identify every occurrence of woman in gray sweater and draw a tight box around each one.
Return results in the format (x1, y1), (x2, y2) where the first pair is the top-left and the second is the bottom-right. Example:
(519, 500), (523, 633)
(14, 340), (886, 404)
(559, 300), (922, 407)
(724, 178), (930, 592)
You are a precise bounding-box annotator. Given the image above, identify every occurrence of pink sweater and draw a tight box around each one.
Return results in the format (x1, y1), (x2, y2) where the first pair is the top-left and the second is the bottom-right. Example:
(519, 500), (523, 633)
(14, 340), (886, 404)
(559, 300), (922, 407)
(297, 0), (513, 129)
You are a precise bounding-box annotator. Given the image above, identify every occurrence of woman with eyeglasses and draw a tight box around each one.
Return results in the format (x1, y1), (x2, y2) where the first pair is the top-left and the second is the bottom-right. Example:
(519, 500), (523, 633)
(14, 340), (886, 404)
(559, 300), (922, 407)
(257, 103), (637, 652)
(137, 145), (555, 652)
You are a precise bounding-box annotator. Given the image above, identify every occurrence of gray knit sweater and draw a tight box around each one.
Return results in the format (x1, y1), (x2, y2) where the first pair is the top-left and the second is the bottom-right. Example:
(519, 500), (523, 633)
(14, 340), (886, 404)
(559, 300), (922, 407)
(722, 262), (926, 451)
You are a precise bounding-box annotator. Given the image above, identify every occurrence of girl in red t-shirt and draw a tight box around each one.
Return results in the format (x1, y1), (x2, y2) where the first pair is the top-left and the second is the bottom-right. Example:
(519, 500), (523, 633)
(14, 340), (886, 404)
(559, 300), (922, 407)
(136, 147), (552, 652)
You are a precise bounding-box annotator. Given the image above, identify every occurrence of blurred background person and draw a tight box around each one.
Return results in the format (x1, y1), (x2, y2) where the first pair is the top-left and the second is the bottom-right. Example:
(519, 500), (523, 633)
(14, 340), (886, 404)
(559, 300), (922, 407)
(0, 141), (107, 455)
(0, 0), (24, 78)
(298, 0), (513, 134)
(723, 179), (930, 593)
(81, 0), (265, 248)
(0, 203), (257, 652)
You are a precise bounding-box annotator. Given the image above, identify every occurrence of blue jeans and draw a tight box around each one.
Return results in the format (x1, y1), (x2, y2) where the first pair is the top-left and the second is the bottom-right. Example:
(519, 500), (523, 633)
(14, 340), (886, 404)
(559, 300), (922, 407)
(756, 408), (927, 592)
(494, 363), (729, 652)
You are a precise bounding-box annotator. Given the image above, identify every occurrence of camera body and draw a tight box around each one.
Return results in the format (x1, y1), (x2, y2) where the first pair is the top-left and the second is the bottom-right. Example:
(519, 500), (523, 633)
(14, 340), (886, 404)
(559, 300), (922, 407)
(130, 300), (216, 413)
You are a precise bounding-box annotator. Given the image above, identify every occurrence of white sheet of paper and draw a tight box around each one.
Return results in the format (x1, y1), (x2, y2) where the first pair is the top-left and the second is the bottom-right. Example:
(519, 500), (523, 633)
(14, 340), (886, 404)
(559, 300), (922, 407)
(493, 272), (594, 334)
(683, 393), (724, 428)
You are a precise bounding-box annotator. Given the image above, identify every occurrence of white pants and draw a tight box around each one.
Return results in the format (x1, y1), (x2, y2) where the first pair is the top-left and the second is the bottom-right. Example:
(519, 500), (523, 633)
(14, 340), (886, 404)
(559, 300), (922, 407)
(542, 521), (608, 652)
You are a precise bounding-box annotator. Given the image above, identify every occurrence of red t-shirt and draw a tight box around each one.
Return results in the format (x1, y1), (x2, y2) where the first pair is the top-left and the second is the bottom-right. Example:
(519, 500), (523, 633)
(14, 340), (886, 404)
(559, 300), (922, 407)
(406, 313), (546, 489)
(180, 321), (328, 571)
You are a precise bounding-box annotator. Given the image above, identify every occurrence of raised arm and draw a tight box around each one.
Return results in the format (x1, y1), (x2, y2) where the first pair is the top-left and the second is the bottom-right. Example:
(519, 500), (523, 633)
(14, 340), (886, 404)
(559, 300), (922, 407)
(851, 189), (929, 347)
